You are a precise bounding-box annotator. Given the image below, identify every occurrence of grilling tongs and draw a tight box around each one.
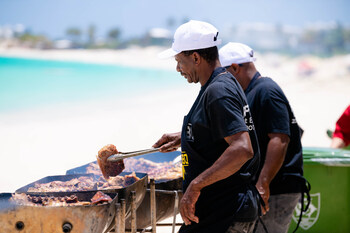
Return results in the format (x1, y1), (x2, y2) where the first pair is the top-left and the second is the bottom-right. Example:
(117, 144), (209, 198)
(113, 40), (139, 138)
(107, 148), (160, 162)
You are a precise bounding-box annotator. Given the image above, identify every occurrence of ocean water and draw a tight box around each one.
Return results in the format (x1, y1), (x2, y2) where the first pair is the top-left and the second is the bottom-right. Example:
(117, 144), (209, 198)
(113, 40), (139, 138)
(0, 56), (181, 112)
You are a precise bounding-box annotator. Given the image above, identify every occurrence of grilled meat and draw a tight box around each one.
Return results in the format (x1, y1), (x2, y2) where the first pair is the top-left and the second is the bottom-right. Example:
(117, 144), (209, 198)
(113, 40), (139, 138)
(97, 144), (125, 179)
(11, 192), (112, 206)
(26, 172), (139, 192)
(91, 191), (113, 205)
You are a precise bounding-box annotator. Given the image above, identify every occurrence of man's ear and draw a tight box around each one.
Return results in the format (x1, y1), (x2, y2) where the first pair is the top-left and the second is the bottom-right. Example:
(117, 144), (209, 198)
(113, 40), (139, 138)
(231, 63), (241, 74)
(192, 52), (201, 64)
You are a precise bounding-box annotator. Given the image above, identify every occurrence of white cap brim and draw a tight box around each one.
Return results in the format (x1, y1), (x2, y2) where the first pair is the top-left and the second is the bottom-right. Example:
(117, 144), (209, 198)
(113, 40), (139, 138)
(158, 39), (222, 59)
(158, 48), (180, 59)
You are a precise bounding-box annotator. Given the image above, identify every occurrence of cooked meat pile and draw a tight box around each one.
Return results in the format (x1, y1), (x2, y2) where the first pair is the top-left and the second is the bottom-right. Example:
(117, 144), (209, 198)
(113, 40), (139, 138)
(26, 172), (139, 192)
(97, 144), (125, 179)
(11, 191), (112, 206)
(87, 157), (182, 181)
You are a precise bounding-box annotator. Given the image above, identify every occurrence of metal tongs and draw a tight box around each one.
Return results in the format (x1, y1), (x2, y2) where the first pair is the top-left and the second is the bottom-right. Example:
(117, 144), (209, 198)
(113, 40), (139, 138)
(107, 148), (160, 162)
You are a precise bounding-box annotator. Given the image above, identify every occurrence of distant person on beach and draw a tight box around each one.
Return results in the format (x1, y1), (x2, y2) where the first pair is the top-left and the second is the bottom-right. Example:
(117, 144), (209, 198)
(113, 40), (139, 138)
(219, 42), (309, 233)
(153, 20), (261, 233)
(331, 105), (350, 149)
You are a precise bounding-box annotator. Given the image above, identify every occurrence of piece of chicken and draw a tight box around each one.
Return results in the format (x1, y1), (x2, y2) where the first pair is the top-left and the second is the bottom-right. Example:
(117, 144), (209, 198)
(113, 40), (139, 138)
(97, 144), (125, 179)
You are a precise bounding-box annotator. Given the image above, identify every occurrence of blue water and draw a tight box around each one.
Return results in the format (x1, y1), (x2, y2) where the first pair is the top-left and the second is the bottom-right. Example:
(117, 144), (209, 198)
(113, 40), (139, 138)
(0, 56), (181, 112)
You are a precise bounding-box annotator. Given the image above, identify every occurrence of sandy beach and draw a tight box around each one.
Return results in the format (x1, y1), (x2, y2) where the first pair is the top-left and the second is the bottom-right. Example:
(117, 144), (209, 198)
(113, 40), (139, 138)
(0, 46), (349, 232)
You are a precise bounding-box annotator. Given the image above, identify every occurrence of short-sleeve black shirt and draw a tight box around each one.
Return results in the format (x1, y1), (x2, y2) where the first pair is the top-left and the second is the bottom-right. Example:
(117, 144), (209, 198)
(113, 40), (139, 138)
(188, 69), (259, 168)
(245, 73), (304, 195)
(179, 67), (260, 233)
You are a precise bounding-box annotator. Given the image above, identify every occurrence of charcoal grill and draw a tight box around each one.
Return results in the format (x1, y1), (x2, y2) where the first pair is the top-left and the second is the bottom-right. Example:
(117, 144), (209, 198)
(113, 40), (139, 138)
(0, 191), (117, 233)
(66, 151), (184, 232)
(16, 172), (147, 219)
(2, 172), (147, 233)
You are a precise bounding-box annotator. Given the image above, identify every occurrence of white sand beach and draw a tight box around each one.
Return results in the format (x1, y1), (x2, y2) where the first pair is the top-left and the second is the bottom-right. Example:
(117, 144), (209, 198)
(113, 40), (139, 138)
(0, 47), (198, 193)
(0, 47), (349, 194)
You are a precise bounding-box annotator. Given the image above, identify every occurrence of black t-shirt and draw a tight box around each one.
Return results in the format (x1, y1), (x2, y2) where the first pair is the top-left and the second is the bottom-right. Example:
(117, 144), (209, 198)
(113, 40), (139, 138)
(245, 72), (304, 195)
(179, 67), (260, 233)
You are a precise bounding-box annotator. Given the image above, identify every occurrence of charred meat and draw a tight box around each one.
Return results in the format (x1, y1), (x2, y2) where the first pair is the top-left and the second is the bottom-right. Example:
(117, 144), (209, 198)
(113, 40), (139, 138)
(26, 172), (139, 192)
(91, 191), (113, 205)
(11, 193), (87, 206)
(97, 144), (125, 179)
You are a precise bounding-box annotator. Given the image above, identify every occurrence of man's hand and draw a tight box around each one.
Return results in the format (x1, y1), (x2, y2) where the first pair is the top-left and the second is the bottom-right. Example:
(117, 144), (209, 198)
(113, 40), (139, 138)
(256, 133), (289, 215)
(152, 132), (181, 152)
(256, 181), (270, 215)
(179, 182), (200, 225)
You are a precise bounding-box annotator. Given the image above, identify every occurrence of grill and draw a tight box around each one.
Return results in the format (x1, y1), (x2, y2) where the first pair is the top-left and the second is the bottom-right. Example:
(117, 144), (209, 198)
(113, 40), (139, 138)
(0, 151), (183, 232)
(0, 172), (148, 233)
(67, 151), (184, 232)
(0, 191), (117, 233)
(15, 172), (148, 219)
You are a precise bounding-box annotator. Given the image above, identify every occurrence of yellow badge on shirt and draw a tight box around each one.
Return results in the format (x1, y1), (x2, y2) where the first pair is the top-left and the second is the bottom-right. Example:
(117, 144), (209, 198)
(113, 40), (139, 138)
(181, 151), (189, 180)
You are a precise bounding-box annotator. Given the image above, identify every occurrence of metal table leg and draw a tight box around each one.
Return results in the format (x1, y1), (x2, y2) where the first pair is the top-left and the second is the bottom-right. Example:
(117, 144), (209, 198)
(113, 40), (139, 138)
(115, 203), (121, 233)
(150, 179), (156, 233)
(131, 191), (137, 233)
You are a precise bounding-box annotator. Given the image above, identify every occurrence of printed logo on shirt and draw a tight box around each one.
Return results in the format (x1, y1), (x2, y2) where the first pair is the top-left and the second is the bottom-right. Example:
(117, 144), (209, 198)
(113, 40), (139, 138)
(243, 105), (255, 131)
(181, 151), (189, 180)
(186, 123), (194, 142)
(243, 105), (250, 117)
(290, 109), (298, 124)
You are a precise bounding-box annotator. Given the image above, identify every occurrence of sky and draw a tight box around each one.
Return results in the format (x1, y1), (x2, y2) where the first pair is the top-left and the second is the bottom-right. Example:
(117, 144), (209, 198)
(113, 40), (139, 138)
(1, 0), (350, 39)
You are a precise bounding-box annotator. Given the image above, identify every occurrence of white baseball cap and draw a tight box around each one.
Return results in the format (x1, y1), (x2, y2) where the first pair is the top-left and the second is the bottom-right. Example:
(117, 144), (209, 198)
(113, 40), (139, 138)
(158, 20), (222, 59)
(219, 42), (257, 67)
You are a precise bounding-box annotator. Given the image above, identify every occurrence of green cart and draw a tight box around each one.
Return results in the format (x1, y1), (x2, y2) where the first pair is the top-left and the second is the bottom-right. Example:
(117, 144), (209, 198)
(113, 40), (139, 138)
(288, 147), (350, 233)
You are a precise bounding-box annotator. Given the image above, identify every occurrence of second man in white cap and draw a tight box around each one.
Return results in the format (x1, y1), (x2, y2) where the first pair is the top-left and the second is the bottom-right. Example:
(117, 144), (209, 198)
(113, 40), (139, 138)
(219, 42), (309, 233)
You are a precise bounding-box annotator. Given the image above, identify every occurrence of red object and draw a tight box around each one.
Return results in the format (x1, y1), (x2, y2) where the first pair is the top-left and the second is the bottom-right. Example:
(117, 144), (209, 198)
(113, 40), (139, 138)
(333, 105), (350, 146)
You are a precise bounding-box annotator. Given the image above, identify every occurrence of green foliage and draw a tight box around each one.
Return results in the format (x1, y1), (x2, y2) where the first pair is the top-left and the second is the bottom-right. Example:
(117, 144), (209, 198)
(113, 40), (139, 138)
(66, 27), (82, 41)
(19, 33), (46, 42)
(105, 28), (122, 48)
(9, 21), (350, 55)
(65, 27), (82, 47)
(66, 27), (82, 37)
(17, 33), (52, 49)
(87, 24), (96, 44)
(108, 28), (121, 41)
(298, 23), (350, 56)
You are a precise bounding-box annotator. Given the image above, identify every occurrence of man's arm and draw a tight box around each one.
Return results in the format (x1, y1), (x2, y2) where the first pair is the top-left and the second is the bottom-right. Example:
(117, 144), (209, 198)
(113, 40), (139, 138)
(256, 133), (290, 214)
(180, 131), (254, 225)
(331, 137), (346, 148)
(331, 106), (350, 148)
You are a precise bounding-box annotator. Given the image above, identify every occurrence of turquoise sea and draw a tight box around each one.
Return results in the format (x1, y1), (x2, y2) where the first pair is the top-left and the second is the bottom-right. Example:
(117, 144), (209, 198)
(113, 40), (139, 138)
(0, 56), (181, 112)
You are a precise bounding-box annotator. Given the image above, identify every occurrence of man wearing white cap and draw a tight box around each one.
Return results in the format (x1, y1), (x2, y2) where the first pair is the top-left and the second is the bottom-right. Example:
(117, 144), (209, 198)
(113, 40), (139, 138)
(219, 42), (309, 233)
(153, 21), (261, 233)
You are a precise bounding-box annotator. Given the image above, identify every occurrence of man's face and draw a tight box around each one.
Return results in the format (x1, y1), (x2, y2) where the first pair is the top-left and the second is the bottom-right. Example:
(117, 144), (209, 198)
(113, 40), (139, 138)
(175, 52), (199, 84)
